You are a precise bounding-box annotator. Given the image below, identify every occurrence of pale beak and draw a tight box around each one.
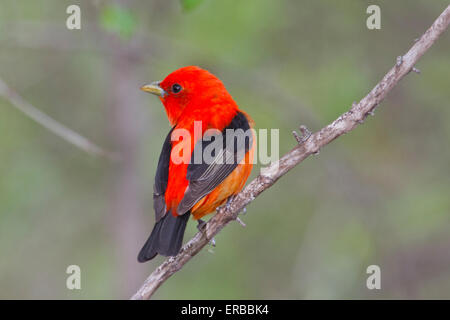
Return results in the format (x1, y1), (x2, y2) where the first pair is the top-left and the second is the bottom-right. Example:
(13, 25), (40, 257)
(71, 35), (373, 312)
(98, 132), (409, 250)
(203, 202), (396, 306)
(140, 81), (166, 97)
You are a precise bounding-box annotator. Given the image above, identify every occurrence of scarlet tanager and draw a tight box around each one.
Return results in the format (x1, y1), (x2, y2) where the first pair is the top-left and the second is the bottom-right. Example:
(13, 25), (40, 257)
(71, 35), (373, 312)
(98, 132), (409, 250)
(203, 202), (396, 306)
(138, 66), (254, 262)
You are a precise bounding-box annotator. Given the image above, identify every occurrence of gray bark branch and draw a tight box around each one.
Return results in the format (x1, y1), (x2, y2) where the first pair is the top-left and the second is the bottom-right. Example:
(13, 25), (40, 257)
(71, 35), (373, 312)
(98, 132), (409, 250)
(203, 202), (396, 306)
(131, 5), (450, 300)
(0, 77), (117, 160)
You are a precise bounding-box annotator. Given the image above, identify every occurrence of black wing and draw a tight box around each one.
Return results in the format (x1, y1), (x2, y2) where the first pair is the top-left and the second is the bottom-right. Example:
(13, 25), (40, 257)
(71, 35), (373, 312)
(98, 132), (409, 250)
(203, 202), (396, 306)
(153, 126), (175, 222)
(177, 112), (252, 215)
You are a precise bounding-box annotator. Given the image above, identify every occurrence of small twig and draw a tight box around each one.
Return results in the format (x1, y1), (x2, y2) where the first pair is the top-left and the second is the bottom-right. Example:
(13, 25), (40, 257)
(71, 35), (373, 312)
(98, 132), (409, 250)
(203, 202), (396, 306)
(236, 217), (246, 227)
(0, 77), (118, 160)
(293, 125), (312, 144)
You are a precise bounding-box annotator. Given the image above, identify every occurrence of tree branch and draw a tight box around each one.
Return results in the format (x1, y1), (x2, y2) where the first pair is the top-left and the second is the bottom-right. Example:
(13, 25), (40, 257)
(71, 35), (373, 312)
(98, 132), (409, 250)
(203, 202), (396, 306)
(0, 77), (118, 160)
(131, 5), (450, 300)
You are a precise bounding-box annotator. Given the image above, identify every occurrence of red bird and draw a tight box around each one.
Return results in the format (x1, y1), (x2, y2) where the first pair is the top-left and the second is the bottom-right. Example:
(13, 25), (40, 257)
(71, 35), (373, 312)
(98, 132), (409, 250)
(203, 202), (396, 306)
(138, 66), (254, 262)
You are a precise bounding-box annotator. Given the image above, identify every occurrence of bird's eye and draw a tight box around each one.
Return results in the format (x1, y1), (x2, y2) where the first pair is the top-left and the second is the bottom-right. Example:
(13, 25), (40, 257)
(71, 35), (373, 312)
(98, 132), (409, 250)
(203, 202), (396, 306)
(171, 83), (182, 94)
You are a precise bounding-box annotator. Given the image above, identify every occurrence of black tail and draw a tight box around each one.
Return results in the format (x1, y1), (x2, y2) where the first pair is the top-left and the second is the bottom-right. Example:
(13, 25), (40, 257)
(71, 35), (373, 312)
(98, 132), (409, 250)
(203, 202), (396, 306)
(138, 212), (190, 263)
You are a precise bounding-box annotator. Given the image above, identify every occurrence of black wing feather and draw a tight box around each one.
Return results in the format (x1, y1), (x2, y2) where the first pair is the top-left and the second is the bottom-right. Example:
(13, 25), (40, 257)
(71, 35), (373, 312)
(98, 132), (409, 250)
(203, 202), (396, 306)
(153, 126), (175, 222)
(177, 112), (252, 215)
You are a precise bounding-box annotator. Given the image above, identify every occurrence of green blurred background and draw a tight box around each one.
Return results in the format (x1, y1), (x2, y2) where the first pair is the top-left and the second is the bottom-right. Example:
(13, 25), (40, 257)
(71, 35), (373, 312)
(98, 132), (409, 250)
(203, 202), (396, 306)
(0, 0), (449, 299)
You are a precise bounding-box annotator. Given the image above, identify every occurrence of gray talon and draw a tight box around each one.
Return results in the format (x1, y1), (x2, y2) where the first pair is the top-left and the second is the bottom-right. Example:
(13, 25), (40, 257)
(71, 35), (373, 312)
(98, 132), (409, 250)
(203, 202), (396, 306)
(225, 195), (236, 210)
(197, 219), (216, 246)
(197, 219), (206, 231)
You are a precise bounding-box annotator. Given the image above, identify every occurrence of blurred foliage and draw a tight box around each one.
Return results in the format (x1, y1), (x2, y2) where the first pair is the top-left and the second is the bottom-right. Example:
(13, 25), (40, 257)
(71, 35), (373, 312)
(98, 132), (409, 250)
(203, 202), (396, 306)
(0, 0), (449, 299)
(180, 0), (206, 12)
(100, 4), (138, 39)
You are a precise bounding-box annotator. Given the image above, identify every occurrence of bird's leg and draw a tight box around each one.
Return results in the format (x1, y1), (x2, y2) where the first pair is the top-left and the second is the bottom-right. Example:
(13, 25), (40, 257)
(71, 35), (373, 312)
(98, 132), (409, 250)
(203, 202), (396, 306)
(197, 218), (206, 231)
(225, 195), (247, 227)
(196, 219), (216, 247)
(225, 195), (236, 211)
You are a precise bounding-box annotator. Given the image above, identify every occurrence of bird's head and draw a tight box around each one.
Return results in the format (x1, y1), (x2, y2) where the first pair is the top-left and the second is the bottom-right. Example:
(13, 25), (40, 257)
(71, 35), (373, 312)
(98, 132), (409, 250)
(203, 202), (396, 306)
(141, 66), (234, 125)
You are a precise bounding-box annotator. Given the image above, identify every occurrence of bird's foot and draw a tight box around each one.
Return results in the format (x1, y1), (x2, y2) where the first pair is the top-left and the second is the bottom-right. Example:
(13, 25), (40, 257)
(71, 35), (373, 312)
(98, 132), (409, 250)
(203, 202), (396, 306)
(197, 219), (206, 232)
(225, 195), (247, 227)
(197, 219), (216, 247)
(225, 197), (233, 211)
(225, 195), (237, 211)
